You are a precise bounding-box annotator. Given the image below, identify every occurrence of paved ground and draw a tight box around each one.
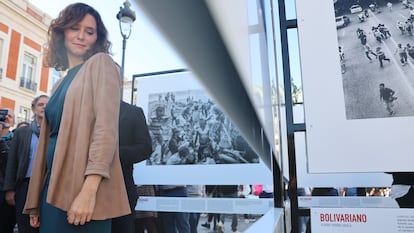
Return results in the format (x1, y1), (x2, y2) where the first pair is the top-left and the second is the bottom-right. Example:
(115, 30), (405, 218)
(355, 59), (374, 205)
(11, 214), (258, 232)
(197, 214), (258, 233)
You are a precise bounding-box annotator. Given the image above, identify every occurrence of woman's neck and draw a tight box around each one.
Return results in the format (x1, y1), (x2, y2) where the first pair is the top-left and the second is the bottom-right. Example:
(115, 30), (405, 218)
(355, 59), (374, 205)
(67, 55), (84, 69)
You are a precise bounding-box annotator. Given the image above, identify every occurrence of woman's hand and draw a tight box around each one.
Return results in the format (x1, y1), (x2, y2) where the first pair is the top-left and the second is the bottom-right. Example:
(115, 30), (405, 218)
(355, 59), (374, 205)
(30, 215), (40, 228)
(67, 175), (102, 225)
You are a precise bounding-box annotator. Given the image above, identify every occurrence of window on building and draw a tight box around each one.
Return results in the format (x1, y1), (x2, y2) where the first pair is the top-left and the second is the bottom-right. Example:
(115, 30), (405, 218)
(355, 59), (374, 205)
(0, 39), (3, 62)
(0, 39), (3, 79)
(50, 69), (61, 91)
(18, 106), (31, 123)
(20, 53), (37, 91)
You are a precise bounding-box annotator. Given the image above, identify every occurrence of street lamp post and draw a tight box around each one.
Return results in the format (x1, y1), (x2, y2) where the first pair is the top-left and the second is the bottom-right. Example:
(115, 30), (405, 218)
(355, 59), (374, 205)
(116, 0), (136, 101)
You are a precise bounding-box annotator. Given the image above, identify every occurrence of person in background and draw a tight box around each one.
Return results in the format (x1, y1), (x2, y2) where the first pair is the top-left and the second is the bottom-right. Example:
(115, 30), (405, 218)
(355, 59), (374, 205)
(157, 185), (190, 233)
(311, 187), (339, 196)
(0, 108), (16, 233)
(407, 43), (414, 59)
(216, 185), (239, 233)
(238, 185), (255, 223)
(111, 100), (153, 233)
(376, 46), (391, 68)
(387, 2), (392, 11)
(297, 187), (311, 233)
(394, 43), (408, 66)
(304, 187), (339, 232)
(187, 185), (204, 233)
(23, 3), (130, 233)
(379, 83), (397, 116)
(343, 187), (366, 196)
(259, 185), (274, 198)
(363, 44), (377, 62)
(135, 185), (159, 233)
(3, 95), (49, 233)
(389, 173), (414, 208)
(339, 46), (346, 74)
(200, 185), (220, 230)
(15, 122), (30, 130)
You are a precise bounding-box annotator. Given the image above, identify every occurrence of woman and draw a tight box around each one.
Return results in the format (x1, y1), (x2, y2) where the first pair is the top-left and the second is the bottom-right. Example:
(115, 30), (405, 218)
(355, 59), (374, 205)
(23, 3), (130, 233)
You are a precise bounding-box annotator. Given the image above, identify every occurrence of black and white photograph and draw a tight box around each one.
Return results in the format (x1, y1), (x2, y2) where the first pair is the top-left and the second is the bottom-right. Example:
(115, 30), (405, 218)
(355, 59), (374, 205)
(133, 71), (272, 185)
(296, 0), (414, 173)
(335, 0), (414, 119)
(146, 89), (260, 166)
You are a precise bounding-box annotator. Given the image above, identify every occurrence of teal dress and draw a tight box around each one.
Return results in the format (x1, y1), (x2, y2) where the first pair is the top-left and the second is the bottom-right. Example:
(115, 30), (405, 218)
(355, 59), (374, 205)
(40, 64), (111, 233)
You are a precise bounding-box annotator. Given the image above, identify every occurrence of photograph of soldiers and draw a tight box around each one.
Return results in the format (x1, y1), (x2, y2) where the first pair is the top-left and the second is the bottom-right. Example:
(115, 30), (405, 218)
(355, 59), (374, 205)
(146, 89), (260, 166)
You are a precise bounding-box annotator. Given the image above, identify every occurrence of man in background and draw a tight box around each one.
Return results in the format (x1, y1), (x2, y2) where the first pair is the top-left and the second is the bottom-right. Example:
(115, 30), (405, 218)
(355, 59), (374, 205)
(379, 83), (397, 116)
(390, 173), (414, 208)
(112, 100), (153, 233)
(0, 108), (16, 233)
(3, 95), (48, 233)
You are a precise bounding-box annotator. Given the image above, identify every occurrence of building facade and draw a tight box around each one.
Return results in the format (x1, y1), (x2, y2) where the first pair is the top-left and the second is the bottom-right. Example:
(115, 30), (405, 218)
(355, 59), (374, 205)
(0, 0), (56, 125)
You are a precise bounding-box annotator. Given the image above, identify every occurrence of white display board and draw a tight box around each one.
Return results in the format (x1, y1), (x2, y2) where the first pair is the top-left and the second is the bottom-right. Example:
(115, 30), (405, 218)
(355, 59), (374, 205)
(311, 207), (414, 232)
(295, 131), (393, 187)
(136, 196), (273, 214)
(244, 208), (285, 233)
(133, 71), (272, 185)
(295, 0), (414, 172)
(300, 196), (398, 208)
(280, 105), (393, 187)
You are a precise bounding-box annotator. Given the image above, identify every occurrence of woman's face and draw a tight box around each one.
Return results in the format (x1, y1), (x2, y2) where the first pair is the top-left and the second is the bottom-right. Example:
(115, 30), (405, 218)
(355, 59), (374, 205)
(64, 13), (98, 64)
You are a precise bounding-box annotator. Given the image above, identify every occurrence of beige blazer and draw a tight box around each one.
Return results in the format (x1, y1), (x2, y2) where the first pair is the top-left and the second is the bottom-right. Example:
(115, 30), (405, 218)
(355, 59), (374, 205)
(24, 53), (130, 219)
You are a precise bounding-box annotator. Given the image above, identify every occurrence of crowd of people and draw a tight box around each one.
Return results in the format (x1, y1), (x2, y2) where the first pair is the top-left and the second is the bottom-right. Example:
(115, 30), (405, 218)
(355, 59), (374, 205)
(147, 92), (259, 166)
(135, 184), (272, 233)
(0, 3), (267, 233)
(2, 2), (414, 233)
(339, 5), (414, 116)
(396, 18), (414, 35)
(352, 5), (414, 69)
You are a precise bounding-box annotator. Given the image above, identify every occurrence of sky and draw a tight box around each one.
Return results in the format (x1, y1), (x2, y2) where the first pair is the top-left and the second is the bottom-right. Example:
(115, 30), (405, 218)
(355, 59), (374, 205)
(27, 0), (300, 87)
(28, 0), (186, 81)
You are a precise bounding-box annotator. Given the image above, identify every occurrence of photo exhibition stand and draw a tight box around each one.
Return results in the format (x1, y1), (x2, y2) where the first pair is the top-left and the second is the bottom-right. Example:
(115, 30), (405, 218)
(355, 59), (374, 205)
(131, 0), (411, 232)
(276, 1), (311, 232)
(131, 69), (282, 232)
(133, 1), (285, 232)
(287, 0), (414, 232)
